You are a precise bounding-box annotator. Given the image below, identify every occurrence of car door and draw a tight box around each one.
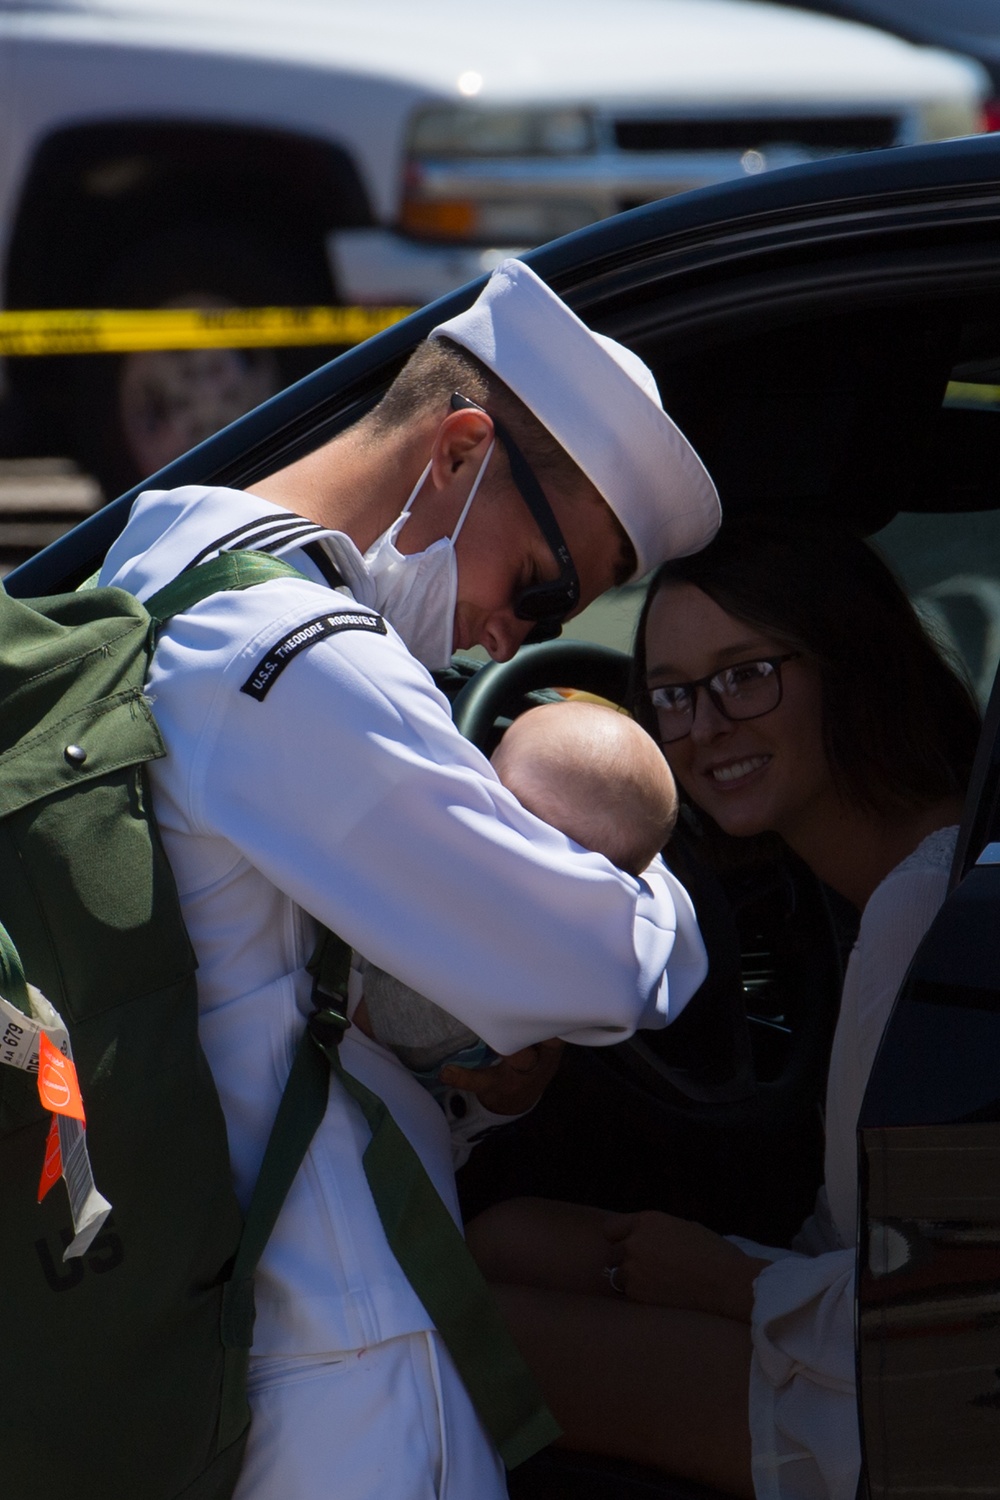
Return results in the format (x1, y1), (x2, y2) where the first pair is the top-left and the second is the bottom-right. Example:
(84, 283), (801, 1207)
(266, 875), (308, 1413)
(856, 658), (1000, 1496)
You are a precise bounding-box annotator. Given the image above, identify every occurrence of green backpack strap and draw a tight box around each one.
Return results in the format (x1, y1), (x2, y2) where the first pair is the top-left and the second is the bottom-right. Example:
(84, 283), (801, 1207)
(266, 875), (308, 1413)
(296, 933), (562, 1468)
(215, 1012), (334, 1457)
(218, 932), (559, 1469)
(144, 550), (306, 624)
(0, 918), (30, 1018)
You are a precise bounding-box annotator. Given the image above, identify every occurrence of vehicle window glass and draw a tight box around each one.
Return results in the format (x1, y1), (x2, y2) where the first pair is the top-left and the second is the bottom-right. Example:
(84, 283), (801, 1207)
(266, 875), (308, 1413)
(874, 365), (1000, 708)
(561, 580), (646, 655)
(872, 510), (1000, 708)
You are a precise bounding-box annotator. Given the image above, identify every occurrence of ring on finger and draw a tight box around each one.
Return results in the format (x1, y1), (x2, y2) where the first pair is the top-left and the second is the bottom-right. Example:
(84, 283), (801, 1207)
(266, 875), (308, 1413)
(602, 1264), (624, 1295)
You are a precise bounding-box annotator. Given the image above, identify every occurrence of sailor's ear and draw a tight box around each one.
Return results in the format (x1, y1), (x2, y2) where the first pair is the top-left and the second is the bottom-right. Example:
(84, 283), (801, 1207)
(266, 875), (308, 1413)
(429, 404), (494, 483)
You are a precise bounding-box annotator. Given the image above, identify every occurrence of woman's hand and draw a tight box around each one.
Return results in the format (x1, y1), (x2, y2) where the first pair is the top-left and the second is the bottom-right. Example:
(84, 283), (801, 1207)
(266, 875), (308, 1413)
(440, 1038), (565, 1116)
(602, 1210), (769, 1323)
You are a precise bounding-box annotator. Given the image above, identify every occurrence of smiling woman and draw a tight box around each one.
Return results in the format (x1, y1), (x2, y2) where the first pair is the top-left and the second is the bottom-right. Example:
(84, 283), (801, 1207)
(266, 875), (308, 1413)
(642, 585), (831, 853)
(634, 519), (979, 902)
(469, 519), (981, 1500)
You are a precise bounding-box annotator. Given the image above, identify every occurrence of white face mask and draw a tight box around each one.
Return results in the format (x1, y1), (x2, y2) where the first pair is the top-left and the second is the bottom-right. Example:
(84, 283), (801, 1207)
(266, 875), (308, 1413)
(363, 439), (495, 671)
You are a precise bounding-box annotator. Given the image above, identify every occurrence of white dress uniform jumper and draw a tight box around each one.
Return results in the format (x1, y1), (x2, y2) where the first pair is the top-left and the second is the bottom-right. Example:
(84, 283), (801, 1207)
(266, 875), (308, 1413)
(100, 482), (709, 1500)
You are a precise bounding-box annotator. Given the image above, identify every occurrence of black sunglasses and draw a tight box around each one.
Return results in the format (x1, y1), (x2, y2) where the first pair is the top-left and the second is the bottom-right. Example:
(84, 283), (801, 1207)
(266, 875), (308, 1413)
(450, 393), (580, 643)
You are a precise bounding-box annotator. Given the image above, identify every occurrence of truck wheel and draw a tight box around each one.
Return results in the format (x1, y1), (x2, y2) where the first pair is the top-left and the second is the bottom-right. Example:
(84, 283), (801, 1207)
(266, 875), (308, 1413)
(69, 225), (336, 498)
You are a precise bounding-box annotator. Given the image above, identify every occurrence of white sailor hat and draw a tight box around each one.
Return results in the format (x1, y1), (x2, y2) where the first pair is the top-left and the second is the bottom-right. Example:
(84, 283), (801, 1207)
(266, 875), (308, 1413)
(430, 258), (720, 579)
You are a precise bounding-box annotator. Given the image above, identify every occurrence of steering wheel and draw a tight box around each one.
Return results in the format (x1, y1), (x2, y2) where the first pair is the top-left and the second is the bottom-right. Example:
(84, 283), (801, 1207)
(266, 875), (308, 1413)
(452, 640), (633, 747)
(451, 640), (844, 1130)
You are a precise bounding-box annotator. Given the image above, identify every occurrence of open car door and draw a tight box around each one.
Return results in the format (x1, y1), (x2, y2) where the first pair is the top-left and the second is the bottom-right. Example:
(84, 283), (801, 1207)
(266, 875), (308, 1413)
(858, 660), (1000, 1498)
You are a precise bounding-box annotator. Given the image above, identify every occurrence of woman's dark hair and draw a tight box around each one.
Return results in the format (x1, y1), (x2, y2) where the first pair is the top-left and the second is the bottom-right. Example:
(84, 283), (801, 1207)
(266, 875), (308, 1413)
(630, 517), (981, 822)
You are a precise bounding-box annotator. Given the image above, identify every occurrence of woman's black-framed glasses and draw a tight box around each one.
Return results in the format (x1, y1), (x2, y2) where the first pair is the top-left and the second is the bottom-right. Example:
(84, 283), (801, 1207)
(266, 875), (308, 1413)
(451, 392), (580, 643)
(646, 654), (800, 743)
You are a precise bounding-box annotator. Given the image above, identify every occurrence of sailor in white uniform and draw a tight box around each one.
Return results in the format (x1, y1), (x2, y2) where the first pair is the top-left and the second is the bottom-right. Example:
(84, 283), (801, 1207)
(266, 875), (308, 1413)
(100, 260), (720, 1500)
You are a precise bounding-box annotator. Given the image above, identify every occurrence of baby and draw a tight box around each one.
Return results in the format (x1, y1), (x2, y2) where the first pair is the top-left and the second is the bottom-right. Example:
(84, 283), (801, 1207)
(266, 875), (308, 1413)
(356, 699), (678, 1100)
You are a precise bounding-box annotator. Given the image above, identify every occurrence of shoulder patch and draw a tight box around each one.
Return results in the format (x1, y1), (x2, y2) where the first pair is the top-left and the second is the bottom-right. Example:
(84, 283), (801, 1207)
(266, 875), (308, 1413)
(240, 610), (387, 701)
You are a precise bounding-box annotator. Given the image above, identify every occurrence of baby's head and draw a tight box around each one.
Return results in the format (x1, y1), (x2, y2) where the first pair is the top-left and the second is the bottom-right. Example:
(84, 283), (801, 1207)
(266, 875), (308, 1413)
(490, 700), (677, 876)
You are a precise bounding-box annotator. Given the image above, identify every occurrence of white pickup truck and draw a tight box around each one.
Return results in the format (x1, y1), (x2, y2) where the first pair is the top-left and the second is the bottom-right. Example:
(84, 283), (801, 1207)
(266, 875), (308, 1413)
(0, 0), (986, 492)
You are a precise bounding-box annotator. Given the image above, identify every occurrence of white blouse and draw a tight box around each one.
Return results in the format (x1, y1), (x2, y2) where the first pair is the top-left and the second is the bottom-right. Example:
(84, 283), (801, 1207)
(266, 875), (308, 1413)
(734, 826), (958, 1500)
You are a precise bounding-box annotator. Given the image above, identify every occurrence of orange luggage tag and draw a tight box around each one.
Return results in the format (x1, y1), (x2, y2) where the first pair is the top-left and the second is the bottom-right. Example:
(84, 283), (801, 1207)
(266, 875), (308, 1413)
(0, 987), (111, 1258)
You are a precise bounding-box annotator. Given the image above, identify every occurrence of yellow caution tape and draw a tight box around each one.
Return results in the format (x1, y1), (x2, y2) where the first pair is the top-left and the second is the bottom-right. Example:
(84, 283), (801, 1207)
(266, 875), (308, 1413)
(944, 380), (1000, 408)
(0, 305), (417, 356)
